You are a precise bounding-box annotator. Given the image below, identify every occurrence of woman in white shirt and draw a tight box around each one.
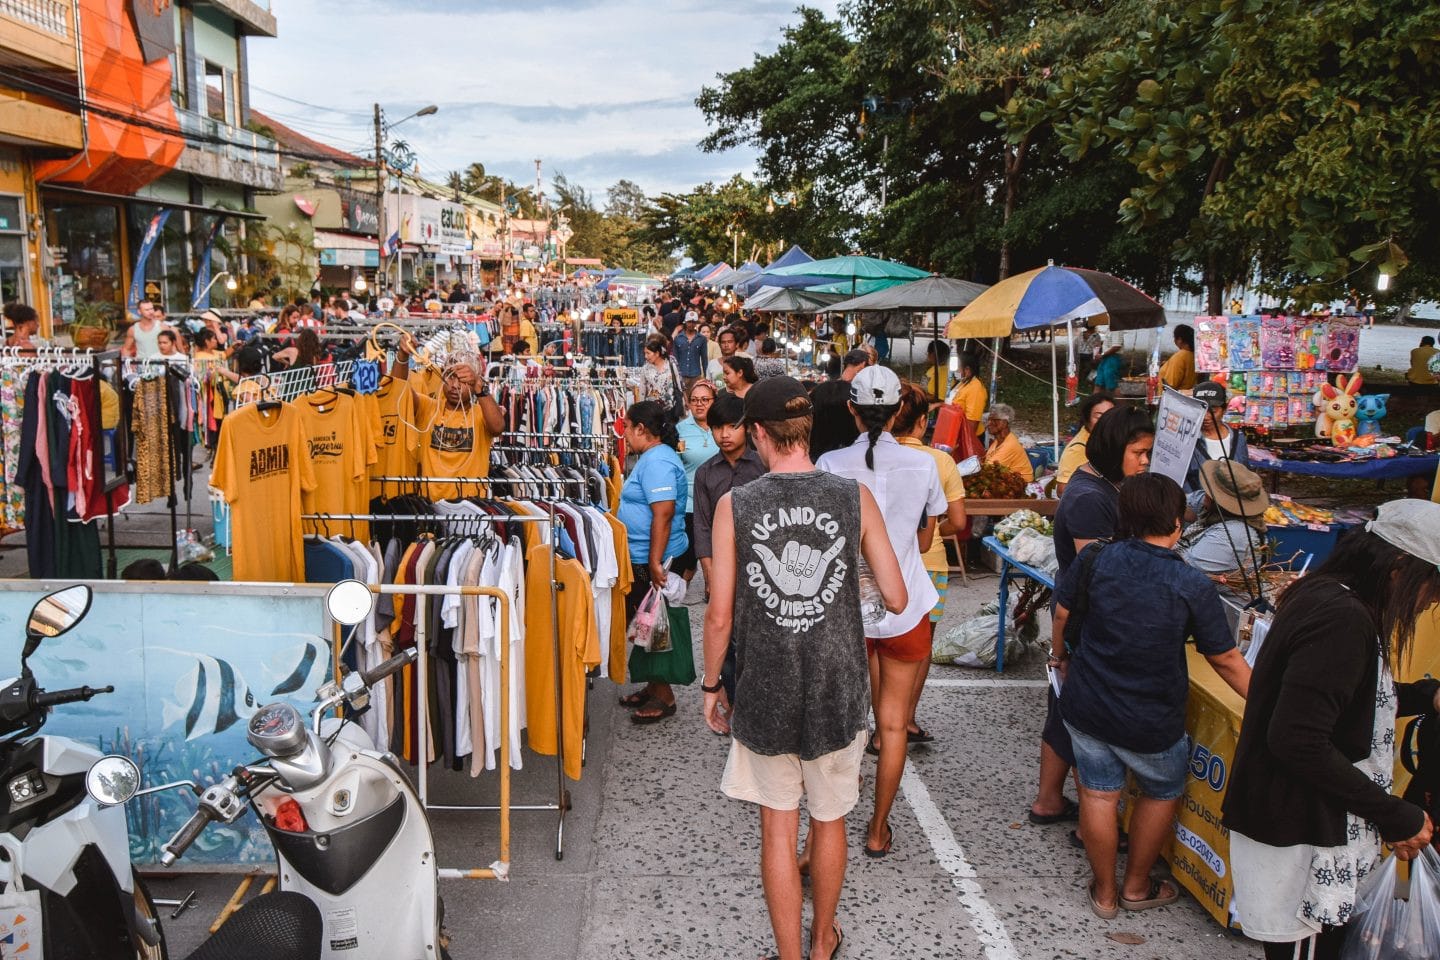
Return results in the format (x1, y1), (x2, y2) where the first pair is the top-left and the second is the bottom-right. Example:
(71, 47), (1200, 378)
(817, 365), (947, 859)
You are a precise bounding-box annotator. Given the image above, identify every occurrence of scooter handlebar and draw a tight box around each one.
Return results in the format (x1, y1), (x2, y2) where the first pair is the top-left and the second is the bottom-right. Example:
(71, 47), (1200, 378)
(160, 809), (211, 867)
(34, 685), (113, 708)
(360, 648), (416, 687)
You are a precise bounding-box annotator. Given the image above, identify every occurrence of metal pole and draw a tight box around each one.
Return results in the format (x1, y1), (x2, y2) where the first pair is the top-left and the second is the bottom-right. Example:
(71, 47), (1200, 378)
(881, 132), (888, 210)
(374, 103), (387, 296)
(1050, 332), (1060, 460)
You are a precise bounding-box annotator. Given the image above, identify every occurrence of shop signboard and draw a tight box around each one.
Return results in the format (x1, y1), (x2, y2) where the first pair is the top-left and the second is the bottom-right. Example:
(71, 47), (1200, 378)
(341, 192), (379, 235)
(0, 582), (332, 868)
(603, 307), (639, 326)
(439, 202), (469, 255)
(320, 247), (379, 268)
(1151, 386), (1207, 485)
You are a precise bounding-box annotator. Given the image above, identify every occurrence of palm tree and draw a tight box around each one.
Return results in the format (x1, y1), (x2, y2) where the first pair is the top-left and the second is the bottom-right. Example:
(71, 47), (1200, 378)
(447, 170), (464, 199)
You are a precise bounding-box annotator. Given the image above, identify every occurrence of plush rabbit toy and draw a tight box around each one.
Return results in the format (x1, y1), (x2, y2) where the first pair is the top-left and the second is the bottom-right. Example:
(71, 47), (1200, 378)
(1314, 373), (1363, 442)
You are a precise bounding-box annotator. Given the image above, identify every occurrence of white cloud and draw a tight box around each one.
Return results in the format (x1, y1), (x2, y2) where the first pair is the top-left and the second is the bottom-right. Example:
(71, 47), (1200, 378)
(248, 0), (843, 196)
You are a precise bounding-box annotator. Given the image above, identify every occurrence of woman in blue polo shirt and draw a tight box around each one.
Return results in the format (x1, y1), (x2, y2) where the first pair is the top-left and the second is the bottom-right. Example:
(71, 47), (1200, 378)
(618, 400), (694, 723)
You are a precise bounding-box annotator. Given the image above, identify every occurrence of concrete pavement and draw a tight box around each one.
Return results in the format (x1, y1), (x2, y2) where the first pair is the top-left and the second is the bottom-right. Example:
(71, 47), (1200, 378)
(150, 571), (1254, 959)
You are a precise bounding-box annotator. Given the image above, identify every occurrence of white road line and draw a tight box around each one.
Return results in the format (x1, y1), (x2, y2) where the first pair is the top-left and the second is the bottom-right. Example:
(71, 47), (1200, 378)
(926, 677), (1048, 689)
(900, 760), (1019, 960)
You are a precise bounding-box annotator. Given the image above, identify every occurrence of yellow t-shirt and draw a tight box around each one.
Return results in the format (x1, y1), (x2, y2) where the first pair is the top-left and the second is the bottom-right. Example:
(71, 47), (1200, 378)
(602, 512), (634, 682)
(948, 377), (988, 435)
(986, 431), (1035, 482)
(1160, 347), (1197, 390)
(1407, 346), (1437, 384)
(297, 392), (374, 538)
(211, 403), (315, 582)
(404, 388), (496, 500)
(1056, 428), (1089, 485)
(899, 437), (966, 572)
(524, 544), (600, 781)
(367, 380), (420, 497)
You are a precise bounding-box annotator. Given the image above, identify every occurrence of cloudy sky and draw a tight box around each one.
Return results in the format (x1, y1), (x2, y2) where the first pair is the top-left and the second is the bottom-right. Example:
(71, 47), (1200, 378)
(247, 0), (843, 202)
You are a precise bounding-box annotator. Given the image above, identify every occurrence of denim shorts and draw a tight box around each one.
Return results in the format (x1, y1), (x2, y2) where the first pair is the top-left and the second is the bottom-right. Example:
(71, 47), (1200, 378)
(1063, 722), (1190, 800)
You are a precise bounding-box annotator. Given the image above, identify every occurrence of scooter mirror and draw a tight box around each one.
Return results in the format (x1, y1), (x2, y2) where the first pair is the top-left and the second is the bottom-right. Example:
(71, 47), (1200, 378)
(26, 585), (93, 642)
(325, 579), (374, 627)
(86, 755), (140, 806)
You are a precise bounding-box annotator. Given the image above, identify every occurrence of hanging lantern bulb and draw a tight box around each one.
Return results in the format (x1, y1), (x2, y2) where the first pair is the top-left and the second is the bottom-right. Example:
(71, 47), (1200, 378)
(948, 353), (959, 372)
(846, 321), (857, 336)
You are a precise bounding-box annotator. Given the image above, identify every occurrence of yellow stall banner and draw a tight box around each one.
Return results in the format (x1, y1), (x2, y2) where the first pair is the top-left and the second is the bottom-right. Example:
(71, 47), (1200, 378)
(603, 308), (639, 326)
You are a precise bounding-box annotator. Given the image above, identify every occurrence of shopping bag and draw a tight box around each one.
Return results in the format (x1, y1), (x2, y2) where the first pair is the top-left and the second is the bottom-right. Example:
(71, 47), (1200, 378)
(1340, 848), (1440, 960)
(625, 586), (672, 653)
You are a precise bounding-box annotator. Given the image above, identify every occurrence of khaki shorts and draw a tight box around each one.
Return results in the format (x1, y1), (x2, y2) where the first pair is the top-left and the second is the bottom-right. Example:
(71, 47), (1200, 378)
(720, 731), (867, 822)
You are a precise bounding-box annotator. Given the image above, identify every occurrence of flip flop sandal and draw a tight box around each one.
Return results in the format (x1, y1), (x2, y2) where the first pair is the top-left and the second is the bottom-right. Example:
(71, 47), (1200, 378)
(863, 820), (893, 859)
(618, 688), (652, 708)
(1088, 881), (1119, 920)
(1120, 879), (1180, 912)
(1027, 798), (1080, 824)
(630, 698), (677, 724)
(907, 727), (936, 744)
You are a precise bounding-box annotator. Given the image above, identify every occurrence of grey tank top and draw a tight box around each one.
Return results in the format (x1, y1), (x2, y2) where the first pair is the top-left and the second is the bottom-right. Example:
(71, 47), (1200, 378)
(729, 471), (868, 760)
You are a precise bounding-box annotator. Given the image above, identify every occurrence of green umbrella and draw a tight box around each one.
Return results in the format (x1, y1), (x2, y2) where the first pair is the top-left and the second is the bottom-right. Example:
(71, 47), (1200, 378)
(768, 254), (930, 282)
(804, 277), (911, 296)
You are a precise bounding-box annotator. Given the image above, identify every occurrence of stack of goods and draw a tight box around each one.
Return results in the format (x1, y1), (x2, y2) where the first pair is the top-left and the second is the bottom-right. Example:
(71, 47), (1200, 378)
(1194, 314), (1362, 430)
(966, 462), (1029, 499)
(1261, 497), (1335, 528)
(994, 509), (1054, 543)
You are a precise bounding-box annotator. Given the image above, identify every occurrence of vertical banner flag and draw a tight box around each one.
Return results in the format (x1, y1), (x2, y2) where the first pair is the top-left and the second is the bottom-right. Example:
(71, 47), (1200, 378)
(1150, 386), (1208, 485)
(190, 217), (225, 310)
(127, 209), (171, 316)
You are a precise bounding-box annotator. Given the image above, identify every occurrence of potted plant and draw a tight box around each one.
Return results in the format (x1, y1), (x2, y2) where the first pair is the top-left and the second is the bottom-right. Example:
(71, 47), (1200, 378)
(71, 300), (120, 349)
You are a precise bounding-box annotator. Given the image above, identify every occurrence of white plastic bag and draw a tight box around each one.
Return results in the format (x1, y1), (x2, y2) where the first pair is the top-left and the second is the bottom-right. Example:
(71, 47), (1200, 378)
(1008, 527), (1058, 575)
(625, 586), (672, 653)
(933, 602), (1038, 668)
(1341, 848), (1440, 960)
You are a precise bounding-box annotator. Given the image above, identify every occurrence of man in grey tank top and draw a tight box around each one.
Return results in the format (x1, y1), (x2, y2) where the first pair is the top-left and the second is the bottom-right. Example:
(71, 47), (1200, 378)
(702, 376), (907, 960)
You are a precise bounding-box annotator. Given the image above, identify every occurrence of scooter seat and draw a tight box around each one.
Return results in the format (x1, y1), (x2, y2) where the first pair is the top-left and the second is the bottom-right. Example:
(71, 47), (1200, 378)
(184, 891), (322, 960)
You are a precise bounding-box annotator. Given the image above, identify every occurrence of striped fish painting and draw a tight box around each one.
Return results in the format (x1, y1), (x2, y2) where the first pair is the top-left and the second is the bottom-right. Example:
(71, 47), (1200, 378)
(266, 636), (331, 699)
(158, 651), (261, 741)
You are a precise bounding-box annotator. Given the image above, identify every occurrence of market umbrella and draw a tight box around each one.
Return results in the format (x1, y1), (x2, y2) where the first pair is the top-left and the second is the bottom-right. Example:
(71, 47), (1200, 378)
(736, 246), (818, 296)
(744, 286), (846, 313)
(804, 277), (912, 296)
(768, 254), (930, 286)
(826, 275), (990, 313)
(945, 263), (1167, 458)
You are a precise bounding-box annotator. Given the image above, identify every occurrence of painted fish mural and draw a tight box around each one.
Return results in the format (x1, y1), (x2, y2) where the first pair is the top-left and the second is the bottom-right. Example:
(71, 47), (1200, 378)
(155, 650), (260, 741)
(266, 636), (331, 698)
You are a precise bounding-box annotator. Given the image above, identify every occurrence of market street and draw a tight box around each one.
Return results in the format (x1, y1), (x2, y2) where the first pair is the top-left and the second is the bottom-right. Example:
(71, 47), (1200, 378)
(146, 575), (1250, 960)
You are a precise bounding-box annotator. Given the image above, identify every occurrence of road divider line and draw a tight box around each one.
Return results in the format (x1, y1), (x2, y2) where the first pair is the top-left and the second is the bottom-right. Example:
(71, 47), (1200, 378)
(901, 760), (1018, 960)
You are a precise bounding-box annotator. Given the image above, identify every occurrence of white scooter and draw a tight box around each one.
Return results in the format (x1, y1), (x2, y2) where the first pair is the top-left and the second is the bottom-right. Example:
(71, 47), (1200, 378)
(94, 580), (449, 960)
(4, 584), (321, 960)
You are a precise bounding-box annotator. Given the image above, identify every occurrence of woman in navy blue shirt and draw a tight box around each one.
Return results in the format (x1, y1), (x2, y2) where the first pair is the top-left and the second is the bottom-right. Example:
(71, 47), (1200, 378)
(1051, 474), (1250, 920)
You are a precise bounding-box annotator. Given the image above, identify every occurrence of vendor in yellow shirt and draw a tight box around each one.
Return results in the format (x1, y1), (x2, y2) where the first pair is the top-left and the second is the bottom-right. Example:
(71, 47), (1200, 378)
(393, 336), (506, 500)
(1406, 336), (1438, 384)
(1159, 323), (1198, 390)
(946, 352), (989, 436)
(983, 403), (1035, 482)
(1055, 392), (1116, 491)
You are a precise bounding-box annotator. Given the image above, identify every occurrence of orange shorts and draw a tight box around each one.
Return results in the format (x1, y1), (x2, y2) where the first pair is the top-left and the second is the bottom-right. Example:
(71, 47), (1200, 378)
(866, 617), (933, 663)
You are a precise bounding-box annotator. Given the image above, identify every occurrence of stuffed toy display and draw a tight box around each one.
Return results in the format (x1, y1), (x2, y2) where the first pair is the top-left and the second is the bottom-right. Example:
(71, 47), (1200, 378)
(1355, 394), (1389, 438)
(1314, 373), (1363, 442)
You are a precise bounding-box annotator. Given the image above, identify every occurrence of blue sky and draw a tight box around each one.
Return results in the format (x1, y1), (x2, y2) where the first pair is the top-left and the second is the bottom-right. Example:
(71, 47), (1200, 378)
(247, 0), (843, 200)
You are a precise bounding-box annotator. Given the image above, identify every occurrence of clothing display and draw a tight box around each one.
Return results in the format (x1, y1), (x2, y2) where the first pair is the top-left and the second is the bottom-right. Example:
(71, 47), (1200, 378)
(211, 402), (316, 582)
(296, 390), (376, 537)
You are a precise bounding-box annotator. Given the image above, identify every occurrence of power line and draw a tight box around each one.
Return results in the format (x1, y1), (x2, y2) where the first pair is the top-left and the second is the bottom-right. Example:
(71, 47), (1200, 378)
(247, 83), (372, 119)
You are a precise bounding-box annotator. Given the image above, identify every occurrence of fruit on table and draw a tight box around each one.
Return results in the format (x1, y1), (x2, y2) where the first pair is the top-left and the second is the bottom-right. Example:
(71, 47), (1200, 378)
(995, 509), (1054, 545)
(967, 462), (1029, 500)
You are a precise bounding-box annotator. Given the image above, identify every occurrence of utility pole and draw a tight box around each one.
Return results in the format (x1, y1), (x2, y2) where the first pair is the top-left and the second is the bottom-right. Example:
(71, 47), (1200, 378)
(373, 103), (385, 295)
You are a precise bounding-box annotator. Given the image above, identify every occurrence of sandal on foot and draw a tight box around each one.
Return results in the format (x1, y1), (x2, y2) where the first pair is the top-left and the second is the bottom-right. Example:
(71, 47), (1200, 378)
(907, 726), (935, 744)
(1120, 878), (1180, 912)
(630, 698), (676, 724)
(1088, 881), (1119, 920)
(618, 688), (652, 708)
(1027, 798), (1080, 824)
(863, 820), (893, 859)
(815, 922), (844, 959)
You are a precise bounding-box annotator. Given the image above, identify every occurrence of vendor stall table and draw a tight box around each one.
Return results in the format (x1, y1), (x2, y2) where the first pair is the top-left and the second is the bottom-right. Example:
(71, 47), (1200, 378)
(965, 498), (1059, 517)
(1248, 452), (1439, 485)
(981, 535), (1054, 673)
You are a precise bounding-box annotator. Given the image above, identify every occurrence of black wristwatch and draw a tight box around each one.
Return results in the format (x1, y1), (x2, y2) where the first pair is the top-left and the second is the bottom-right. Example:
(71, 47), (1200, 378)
(700, 677), (723, 694)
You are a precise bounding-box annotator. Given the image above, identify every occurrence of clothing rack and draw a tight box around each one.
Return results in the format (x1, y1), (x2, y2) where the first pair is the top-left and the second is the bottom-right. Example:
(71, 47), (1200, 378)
(234, 361), (355, 407)
(305, 474), (591, 860)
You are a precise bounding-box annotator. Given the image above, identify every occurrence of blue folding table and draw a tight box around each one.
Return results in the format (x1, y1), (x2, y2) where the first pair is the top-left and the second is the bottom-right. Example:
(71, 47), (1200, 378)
(982, 535), (1055, 673)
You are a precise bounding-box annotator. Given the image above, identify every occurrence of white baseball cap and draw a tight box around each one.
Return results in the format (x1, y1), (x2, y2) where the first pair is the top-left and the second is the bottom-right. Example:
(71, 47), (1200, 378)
(850, 365), (901, 406)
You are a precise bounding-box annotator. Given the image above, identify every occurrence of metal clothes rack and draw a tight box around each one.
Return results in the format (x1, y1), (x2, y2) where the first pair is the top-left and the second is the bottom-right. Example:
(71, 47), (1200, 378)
(304, 473), (593, 860)
(234, 361), (355, 407)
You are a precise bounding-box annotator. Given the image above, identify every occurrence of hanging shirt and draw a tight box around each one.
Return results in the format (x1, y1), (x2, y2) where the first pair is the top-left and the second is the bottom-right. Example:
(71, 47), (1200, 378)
(297, 392), (374, 537)
(366, 380), (420, 497)
(404, 388), (496, 500)
(212, 403), (316, 582)
(524, 542), (599, 781)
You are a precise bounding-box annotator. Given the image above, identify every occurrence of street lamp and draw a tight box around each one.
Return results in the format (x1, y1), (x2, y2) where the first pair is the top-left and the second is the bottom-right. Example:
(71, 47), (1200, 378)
(1377, 272), (1391, 292)
(373, 103), (439, 297)
(191, 270), (236, 310)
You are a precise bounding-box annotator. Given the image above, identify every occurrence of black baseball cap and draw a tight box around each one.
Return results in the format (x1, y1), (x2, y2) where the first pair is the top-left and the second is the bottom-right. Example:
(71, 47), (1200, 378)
(1192, 379), (1228, 409)
(842, 349), (870, 367)
(740, 376), (814, 425)
(708, 392), (745, 427)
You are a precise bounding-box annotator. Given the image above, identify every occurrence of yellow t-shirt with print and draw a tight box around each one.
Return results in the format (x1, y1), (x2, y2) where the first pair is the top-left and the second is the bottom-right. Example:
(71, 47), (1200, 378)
(211, 403), (315, 582)
(297, 392), (375, 537)
(404, 388), (496, 500)
(367, 380), (420, 497)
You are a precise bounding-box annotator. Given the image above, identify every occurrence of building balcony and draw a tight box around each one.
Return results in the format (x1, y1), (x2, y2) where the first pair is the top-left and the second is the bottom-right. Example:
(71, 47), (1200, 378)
(172, 107), (283, 191)
(0, 0), (78, 74)
(200, 0), (276, 37)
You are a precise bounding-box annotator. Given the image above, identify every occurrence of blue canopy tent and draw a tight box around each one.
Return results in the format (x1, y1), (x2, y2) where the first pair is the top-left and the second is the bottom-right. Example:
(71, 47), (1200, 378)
(736, 245), (819, 296)
(694, 262), (733, 284)
(708, 261), (763, 289)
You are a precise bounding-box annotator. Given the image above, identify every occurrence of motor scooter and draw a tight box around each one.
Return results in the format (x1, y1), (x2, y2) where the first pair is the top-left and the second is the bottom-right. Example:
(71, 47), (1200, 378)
(4, 584), (322, 960)
(95, 580), (449, 960)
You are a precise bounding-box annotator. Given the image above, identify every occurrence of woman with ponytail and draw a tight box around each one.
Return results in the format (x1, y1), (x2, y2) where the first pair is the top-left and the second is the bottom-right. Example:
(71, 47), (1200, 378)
(618, 400), (694, 723)
(816, 367), (947, 858)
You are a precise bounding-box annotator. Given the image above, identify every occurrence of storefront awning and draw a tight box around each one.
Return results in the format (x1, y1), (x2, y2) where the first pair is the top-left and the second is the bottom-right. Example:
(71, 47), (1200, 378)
(314, 230), (377, 250)
(40, 184), (268, 220)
